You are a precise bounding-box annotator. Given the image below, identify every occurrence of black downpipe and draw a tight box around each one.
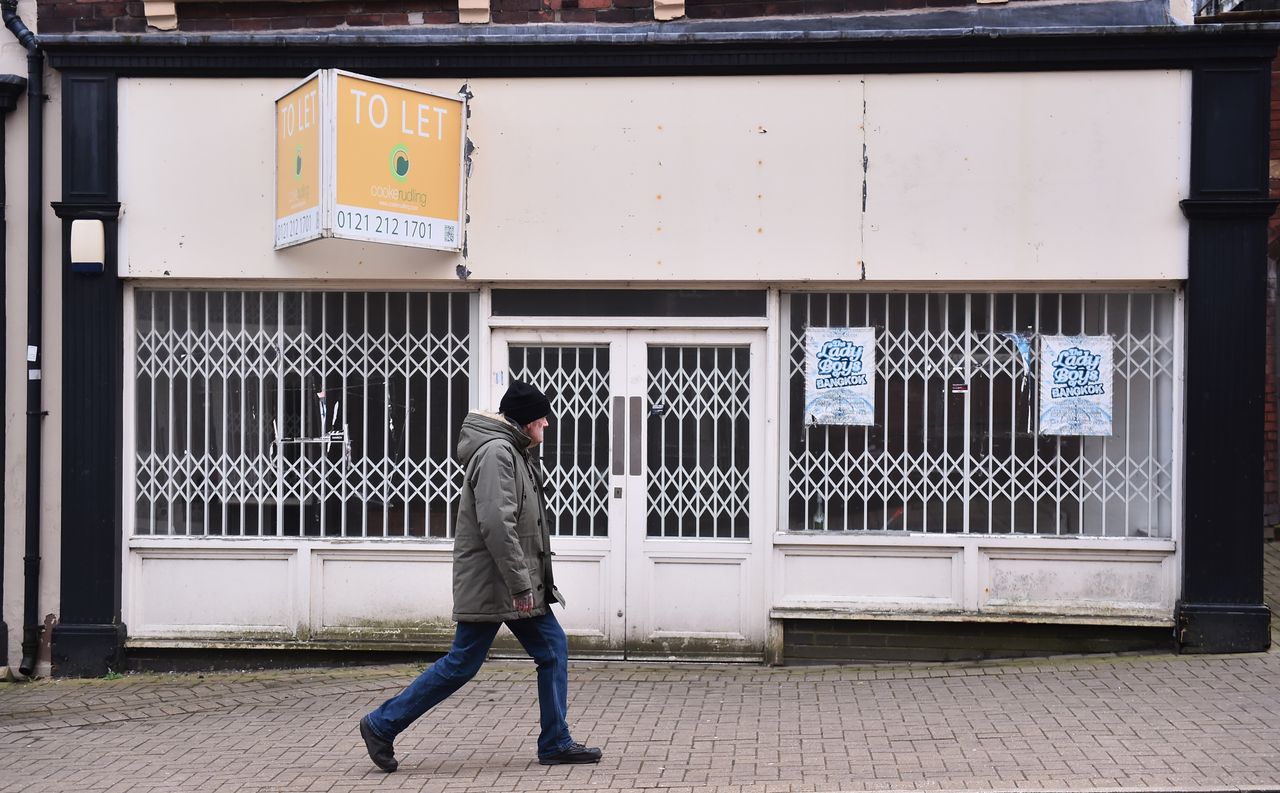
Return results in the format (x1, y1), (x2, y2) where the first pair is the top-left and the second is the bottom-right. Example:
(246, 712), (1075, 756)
(2, 0), (42, 678)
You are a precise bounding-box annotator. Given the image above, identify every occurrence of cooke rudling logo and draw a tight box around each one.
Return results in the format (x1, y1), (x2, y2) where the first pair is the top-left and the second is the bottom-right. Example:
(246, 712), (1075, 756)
(389, 145), (411, 183)
(294, 145), (304, 181)
(1050, 347), (1104, 399)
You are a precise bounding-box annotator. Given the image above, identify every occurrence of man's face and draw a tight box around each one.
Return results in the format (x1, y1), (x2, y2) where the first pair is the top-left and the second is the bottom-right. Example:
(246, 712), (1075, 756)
(523, 416), (549, 448)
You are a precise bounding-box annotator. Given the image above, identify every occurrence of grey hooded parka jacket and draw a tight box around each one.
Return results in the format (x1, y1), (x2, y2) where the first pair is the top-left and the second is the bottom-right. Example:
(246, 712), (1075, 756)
(452, 410), (565, 622)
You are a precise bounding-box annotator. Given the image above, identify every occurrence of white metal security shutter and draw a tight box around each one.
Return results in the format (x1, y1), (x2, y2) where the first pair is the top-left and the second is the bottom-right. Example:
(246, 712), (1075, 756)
(133, 290), (473, 538)
(784, 292), (1177, 538)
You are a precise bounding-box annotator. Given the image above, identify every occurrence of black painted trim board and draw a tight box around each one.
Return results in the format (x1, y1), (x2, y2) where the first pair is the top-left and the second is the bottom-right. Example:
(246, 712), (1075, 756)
(51, 71), (127, 676)
(37, 27), (1280, 77)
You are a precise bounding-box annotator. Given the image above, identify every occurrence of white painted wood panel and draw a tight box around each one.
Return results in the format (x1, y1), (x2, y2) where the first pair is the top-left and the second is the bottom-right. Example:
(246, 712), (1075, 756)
(545, 549), (613, 642)
(132, 549), (296, 636)
(776, 547), (962, 610)
(311, 549), (453, 638)
(771, 537), (1176, 625)
(647, 556), (746, 637)
(979, 547), (1173, 616)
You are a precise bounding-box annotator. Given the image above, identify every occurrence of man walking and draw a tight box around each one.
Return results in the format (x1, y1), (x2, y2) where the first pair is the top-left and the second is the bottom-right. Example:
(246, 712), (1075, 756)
(358, 380), (603, 772)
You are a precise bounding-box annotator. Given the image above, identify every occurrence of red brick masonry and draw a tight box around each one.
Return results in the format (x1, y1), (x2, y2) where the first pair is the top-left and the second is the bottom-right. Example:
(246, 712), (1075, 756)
(37, 0), (1046, 31)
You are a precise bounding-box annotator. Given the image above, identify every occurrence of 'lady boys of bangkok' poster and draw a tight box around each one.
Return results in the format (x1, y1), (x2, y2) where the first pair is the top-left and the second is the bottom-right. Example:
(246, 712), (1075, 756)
(1039, 334), (1114, 436)
(805, 327), (877, 426)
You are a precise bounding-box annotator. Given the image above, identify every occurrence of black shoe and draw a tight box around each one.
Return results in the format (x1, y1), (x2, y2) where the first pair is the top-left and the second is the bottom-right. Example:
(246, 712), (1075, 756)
(539, 741), (603, 765)
(359, 716), (398, 772)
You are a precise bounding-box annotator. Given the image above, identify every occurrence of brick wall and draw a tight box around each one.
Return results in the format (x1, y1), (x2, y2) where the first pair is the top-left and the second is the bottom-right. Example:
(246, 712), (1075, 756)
(783, 620), (1173, 663)
(33, 0), (659, 30)
(685, 0), (969, 18)
(38, 0), (149, 33)
(36, 0), (1049, 31)
(37, 1), (459, 33)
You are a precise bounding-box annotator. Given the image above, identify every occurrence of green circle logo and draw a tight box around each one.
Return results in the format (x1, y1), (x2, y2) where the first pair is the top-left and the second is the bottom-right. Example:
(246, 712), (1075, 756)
(294, 145), (303, 181)
(389, 145), (410, 183)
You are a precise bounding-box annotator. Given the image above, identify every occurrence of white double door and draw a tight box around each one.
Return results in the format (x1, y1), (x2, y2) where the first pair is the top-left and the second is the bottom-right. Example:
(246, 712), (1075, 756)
(492, 329), (766, 659)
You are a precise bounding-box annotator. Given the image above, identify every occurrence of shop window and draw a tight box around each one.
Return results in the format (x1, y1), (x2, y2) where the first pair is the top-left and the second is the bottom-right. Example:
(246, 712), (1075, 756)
(785, 292), (1176, 537)
(133, 290), (473, 538)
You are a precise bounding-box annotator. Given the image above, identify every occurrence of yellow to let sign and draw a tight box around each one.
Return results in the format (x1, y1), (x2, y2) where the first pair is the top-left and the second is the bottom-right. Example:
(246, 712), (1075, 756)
(273, 70), (469, 252)
(275, 74), (322, 247)
(334, 73), (465, 249)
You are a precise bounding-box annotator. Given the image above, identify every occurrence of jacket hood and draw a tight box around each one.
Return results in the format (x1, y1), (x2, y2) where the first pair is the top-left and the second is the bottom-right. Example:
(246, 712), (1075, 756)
(456, 410), (529, 467)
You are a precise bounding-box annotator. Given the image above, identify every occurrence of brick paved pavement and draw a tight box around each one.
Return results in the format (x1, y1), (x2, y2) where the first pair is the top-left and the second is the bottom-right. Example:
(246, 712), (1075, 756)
(0, 546), (1276, 793)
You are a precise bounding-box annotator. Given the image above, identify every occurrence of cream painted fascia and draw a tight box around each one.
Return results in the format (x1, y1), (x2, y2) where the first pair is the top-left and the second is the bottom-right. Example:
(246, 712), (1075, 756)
(121, 70), (1190, 283)
(859, 70), (1191, 282)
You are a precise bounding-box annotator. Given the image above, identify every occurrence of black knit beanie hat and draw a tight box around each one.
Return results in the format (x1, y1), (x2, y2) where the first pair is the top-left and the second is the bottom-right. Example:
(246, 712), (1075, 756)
(500, 380), (552, 426)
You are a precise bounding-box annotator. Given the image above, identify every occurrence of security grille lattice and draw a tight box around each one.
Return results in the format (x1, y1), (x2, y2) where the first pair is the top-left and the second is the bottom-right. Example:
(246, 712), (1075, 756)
(134, 290), (472, 538)
(787, 292), (1175, 537)
(509, 346), (612, 537)
(647, 346), (751, 539)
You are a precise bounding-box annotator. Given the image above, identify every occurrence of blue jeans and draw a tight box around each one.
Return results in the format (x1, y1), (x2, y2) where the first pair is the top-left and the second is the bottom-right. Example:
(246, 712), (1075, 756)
(365, 610), (574, 759)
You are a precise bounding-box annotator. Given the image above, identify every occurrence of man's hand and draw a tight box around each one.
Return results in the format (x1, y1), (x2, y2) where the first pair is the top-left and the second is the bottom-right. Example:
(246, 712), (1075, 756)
(513, 591), (535, 615)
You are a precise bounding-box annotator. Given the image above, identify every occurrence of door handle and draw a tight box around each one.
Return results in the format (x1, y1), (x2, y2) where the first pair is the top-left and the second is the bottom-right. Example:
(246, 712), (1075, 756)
(629, 396), (641, 475)
(612, 396), (625, 476)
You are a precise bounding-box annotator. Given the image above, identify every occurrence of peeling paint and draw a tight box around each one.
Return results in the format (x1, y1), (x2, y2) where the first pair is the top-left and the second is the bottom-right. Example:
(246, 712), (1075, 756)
(633, 635), (752, 657)
(859, 78), (869, 280)
(990, 567), (1161, 607)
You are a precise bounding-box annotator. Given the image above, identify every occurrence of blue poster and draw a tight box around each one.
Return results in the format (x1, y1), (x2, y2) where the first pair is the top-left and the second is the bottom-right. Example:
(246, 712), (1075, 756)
(1039, 334), (1114, 436)
(805, 327), (877, 426)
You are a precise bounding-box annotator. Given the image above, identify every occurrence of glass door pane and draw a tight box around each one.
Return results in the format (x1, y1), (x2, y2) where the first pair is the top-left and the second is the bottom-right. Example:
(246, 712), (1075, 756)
(644, 345), (752, 539)
(508, 345), (613, 537)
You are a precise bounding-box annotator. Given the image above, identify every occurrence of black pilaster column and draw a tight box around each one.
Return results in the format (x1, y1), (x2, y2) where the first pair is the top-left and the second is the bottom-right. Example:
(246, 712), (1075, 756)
(1178, 59), (1278, 653)
(49, 72), (124, 676)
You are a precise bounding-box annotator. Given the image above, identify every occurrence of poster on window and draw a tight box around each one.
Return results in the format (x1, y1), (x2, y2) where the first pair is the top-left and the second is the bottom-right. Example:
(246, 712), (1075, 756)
(1039, 334), (1114, 436)
(804, 327), (877, 425)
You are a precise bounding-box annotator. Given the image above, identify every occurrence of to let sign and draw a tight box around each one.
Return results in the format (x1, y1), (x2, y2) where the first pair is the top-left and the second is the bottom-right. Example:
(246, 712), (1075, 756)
(275, 70), (468, 252)
(275, 73), (322, 247)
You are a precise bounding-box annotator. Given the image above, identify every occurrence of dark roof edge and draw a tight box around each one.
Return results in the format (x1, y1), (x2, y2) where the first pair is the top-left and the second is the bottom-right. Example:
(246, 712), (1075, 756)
(35, 19), (1280, 50)
(38, 14), (1280, 76)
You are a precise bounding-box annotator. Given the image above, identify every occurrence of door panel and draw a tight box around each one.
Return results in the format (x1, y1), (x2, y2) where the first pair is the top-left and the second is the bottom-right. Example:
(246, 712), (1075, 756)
(624, 334), (763, 659)
(501, 337), (626, 655)
(493, 329), (764, 660)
